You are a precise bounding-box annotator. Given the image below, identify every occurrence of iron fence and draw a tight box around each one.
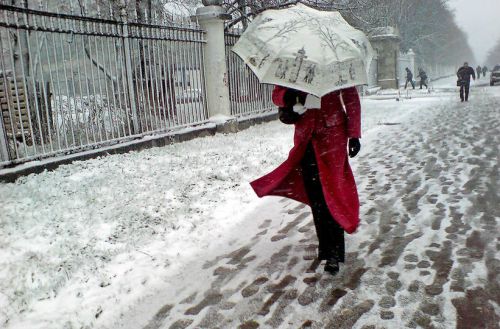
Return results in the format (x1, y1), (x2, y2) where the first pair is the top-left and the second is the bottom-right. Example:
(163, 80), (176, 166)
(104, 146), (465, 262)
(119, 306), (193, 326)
(224, 32), (275, 117)
(425, 63), (455, 81)
(0, 4), (208, 167)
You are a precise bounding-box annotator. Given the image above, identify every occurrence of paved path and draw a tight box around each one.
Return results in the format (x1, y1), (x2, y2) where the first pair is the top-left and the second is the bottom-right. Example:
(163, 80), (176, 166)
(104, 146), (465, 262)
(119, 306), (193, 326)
(133, 88), (500, 329)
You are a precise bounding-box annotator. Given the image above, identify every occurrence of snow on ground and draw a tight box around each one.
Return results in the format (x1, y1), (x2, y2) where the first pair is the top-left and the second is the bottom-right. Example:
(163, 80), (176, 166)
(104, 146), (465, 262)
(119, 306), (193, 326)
(0, 81), (499, 329)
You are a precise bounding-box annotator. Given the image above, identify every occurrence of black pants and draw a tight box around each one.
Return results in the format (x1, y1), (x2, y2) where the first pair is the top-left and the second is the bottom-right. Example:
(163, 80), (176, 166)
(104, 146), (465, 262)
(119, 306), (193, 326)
(405, 79), (415, 89)
(300, 143), (345, 262)
(420, 79), (428, 89)
(460, 82), (470, 101)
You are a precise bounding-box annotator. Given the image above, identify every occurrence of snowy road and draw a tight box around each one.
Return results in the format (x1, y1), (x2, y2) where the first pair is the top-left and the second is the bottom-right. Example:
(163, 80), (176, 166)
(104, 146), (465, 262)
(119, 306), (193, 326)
(1, 83), (499, 328)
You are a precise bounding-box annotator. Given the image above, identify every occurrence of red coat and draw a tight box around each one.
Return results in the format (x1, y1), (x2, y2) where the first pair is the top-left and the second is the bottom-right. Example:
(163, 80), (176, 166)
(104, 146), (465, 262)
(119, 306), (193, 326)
(250, 86), (361, 234)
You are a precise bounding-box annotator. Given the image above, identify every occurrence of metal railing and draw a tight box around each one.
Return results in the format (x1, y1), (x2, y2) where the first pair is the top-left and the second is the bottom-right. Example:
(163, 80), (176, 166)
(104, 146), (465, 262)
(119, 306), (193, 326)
(0, 4), (208, 167)
(224, 32), (275, 117)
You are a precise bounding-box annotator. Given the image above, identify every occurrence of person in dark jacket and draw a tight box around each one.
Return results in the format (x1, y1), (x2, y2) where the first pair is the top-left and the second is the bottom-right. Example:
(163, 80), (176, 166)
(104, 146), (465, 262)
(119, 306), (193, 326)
(416, 68), (428, 89)
(404, 67), (415, 89)
(482, 66), (488, 78)
(252, 86), (362, 275)
(476, 65), (482, 79)
(457, 62), (476, 102)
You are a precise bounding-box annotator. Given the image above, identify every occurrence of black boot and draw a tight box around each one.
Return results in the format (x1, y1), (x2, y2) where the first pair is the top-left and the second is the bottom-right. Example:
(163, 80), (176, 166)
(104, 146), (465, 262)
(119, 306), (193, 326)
(324, 259), (340, 275)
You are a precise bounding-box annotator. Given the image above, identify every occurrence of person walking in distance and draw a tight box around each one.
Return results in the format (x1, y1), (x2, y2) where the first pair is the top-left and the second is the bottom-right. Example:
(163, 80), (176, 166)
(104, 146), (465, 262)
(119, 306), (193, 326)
(417, 68), (428, 89)
(476, 65), (482, 80)
(457, 62), (476, 102)
(251, 86), (362, 275)
(482, 66), (488, 78)
(404, 67), (415, 89)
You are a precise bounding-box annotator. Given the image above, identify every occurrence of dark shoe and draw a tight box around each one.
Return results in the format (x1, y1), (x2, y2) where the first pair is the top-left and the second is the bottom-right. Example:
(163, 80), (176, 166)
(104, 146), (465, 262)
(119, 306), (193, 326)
(324, 260), (340, 275)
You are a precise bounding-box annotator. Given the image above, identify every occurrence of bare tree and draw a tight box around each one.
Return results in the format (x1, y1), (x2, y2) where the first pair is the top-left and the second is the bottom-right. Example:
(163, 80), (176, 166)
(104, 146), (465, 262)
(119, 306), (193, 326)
(336, 0), (475, 66)
(76, 0), (117, 87)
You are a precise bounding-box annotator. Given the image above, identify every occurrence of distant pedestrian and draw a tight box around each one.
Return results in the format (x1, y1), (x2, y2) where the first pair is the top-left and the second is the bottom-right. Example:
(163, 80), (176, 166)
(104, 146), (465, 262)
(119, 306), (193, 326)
(405, 67), (415, 89)
(416, 68), (428, 89)
(476, 65), (482, 79)
(482, 66), (488, 78)
(251, 86), (362, 275)
(457, 62), (476, 102)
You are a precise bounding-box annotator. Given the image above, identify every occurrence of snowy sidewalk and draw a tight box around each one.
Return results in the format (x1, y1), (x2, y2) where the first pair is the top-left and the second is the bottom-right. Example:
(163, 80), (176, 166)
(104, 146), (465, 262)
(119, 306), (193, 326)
(121, 88), (499, 329)
(1, 85), (499, 329)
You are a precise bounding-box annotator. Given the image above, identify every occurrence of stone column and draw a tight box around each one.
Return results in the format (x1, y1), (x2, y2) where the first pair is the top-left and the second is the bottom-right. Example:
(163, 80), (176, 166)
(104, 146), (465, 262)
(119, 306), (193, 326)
(194, 1), (232, 119)
(369, 27), (401, 89)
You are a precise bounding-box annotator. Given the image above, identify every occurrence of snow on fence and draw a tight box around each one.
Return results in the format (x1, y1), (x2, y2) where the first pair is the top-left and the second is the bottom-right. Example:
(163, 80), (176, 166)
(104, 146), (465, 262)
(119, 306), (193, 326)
(224, 31), (275, 117)
(0, 4), (208, 168)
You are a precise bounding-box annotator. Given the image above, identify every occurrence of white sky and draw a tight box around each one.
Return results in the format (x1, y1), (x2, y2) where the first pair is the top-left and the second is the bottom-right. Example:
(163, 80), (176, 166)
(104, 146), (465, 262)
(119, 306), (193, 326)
(447, 0), (500, 64)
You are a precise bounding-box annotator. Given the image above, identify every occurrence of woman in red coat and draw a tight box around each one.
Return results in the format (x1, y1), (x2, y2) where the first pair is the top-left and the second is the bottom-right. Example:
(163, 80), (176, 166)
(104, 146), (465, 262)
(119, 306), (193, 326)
(250, 85), (362, 274)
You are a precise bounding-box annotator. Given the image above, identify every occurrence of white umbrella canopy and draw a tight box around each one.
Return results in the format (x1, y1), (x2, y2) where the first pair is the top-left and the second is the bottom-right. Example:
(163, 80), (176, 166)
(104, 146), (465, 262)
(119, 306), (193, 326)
(232, 3), (374, 97)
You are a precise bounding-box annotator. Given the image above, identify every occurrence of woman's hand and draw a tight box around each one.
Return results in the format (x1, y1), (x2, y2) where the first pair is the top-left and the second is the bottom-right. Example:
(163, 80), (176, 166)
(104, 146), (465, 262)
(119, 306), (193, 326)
(348, 138), (361, 158)
(278, 107), (302, 124)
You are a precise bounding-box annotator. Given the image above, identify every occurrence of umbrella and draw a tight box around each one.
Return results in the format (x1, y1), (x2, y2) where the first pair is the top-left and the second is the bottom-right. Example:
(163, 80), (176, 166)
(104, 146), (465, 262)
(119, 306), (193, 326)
(232, 3), (374, 97)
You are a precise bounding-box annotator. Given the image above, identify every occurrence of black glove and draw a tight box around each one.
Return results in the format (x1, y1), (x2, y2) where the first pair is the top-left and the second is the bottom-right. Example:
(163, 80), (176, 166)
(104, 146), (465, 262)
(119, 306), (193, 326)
(348, 138), (361, 158)
(279, 89), (307, 125)
(278, 106), (302, 124)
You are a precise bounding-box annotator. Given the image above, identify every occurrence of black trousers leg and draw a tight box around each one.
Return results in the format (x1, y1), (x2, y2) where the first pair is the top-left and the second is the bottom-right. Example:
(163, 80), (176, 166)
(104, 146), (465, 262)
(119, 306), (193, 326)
(300, 143), (345, 262)
(464, 83), (470, 100)
(460, 85), (465, 100)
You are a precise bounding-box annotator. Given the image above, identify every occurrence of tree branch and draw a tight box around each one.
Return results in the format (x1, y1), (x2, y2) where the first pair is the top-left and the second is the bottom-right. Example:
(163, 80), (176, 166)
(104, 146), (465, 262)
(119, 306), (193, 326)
(76, 0), (117, 85)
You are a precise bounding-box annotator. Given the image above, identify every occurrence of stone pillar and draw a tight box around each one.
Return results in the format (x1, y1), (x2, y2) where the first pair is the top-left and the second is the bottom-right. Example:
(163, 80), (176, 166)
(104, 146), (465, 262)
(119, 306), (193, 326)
(369, 27), (401, 89)
(194, 2), (232, 119)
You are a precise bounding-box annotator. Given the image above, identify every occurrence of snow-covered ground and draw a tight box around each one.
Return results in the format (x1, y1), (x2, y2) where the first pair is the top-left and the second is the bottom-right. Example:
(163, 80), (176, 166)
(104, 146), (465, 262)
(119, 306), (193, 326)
(1, 81), (499, 329)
